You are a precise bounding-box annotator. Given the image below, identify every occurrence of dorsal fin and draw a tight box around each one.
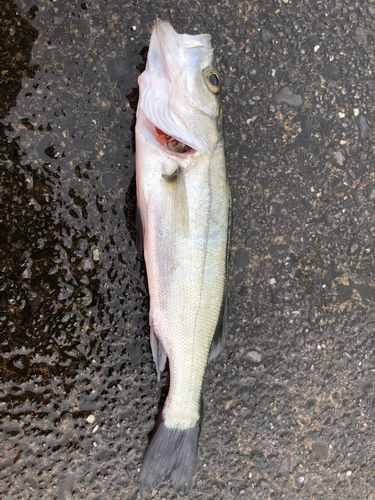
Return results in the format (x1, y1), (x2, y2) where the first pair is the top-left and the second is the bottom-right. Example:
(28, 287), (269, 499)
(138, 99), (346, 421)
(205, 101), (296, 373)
(209, 189), (232, 360)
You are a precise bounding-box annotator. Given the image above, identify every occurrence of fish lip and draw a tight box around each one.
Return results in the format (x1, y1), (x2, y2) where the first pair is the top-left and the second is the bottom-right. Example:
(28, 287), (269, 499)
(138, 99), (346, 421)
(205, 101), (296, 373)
(151, 18), (213, 76)
(148, 20), (175, 81)
(146, 20), (172, 81)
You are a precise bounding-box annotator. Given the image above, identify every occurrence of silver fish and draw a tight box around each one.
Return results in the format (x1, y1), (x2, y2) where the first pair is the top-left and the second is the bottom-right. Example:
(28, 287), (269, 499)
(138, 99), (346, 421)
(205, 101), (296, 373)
(135, 20), (230, 494)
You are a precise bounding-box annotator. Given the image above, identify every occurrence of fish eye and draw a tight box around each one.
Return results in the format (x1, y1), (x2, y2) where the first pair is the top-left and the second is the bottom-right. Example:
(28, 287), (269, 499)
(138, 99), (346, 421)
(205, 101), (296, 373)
(204, 71), (220, 93)
(209, 73), (219, 87)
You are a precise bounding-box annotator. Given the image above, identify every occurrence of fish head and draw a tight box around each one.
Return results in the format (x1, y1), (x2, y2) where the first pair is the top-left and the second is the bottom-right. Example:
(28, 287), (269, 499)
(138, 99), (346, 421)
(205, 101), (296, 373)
(137, 20), (222, 155)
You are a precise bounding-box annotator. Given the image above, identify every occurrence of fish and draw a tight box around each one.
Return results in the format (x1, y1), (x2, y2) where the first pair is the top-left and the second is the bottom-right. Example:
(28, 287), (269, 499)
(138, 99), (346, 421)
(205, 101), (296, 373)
(135, 20), (231, 494)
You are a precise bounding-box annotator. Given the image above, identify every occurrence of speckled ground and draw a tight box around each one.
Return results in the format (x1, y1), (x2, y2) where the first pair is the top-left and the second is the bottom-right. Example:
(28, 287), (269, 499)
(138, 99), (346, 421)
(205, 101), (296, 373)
(1, 0), (375, 499)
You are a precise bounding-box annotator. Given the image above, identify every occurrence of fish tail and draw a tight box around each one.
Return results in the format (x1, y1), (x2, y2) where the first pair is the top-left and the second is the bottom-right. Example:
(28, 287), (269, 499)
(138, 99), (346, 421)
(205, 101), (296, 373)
(138, 414), (200, 494)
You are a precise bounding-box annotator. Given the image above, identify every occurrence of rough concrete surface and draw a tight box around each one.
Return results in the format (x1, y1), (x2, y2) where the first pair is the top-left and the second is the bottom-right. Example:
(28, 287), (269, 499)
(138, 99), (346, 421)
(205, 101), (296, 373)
(1, 0), (375, 499)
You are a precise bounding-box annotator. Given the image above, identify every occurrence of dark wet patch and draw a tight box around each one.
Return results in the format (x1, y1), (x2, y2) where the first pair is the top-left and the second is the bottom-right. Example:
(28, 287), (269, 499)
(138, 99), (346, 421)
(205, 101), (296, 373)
(0, 0), (38, 119)
(30, 247), (55, 261)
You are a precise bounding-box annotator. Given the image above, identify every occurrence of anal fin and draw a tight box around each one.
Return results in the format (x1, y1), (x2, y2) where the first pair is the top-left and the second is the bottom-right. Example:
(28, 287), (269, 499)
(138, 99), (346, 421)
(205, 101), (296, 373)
(136, 202), (144, 253)
(150, 323), (167, 381)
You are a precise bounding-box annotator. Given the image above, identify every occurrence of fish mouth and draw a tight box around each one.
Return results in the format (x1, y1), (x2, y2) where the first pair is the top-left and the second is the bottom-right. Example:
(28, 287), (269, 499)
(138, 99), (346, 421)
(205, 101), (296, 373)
(154, 126), (195, 155)
(137, 108), (197, 156)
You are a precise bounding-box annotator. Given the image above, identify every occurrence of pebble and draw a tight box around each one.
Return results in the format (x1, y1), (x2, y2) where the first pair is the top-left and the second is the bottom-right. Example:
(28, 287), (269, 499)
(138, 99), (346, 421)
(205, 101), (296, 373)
(333, 150), (345, 166)
(294, 473), (305, 488)
(23, 477), (38, 492)
(53, 17), (64, 25)
(305, 398), (317, 412)
(365, 185), (375, 201)
(260, 28), (276, 44)
(349, 242), (360, 255)
(274, 87), (303, 107)
(234, 271), (246, 285)
(78, 259), (93, 271)
(106, 56), (131, 81)
(322, 212), (333, 227)
(353, 27), (368, 44)
(93, 249), (100, 261)
(234, 248), (249, 267)
(245, 236), (256, 248)
(321, 64), (338, 80)
(311, 441), (329, 460)
(103, 173), (117, 190)
(86, 415), (95, 423)
(247, 351), (262, 363)
(356, 115), (372, 140)
(279, 455), (291, 479)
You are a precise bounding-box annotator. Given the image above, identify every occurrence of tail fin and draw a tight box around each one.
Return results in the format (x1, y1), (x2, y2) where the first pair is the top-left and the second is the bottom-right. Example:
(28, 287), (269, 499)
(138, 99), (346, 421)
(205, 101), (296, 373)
(138, 417), (200, 494)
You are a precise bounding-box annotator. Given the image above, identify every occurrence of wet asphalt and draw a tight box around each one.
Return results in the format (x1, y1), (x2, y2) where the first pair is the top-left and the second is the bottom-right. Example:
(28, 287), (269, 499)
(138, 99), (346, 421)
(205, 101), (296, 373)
(1, 0), (375, 499)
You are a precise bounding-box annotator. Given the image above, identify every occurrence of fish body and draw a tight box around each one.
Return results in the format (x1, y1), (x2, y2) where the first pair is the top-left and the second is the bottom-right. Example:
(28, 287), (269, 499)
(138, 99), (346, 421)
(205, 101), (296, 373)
(135, 20), (230, 494)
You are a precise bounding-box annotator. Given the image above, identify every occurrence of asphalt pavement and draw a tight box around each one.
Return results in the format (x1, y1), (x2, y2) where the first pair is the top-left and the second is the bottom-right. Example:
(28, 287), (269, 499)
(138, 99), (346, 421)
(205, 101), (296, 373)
(1, 0), (375, 499)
